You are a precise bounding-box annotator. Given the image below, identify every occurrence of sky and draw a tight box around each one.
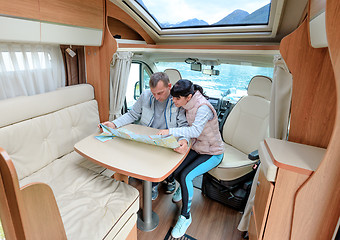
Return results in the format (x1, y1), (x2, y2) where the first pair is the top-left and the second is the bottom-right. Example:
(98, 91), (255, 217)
(139, 0), (271, 25)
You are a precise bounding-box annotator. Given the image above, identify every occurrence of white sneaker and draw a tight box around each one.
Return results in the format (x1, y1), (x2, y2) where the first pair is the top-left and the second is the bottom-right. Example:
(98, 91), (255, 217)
(171, 214), (192, 238)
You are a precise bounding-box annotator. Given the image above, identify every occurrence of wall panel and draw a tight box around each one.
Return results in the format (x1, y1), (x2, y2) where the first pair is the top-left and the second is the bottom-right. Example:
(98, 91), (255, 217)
(39, 0), (104, 29)
(280, 20), (336, 148)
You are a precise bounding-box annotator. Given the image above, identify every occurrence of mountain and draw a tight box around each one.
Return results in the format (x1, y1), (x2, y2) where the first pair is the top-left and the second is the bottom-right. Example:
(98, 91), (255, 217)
(160, 18), (209, 28)
(213, 10), (249, 25)
(138, 1), (270, 28)
(239, 3), (271, 24)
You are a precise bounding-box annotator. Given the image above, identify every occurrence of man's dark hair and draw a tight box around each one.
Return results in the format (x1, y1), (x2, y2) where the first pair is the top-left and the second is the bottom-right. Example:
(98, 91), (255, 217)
(149, 72), (170, 88)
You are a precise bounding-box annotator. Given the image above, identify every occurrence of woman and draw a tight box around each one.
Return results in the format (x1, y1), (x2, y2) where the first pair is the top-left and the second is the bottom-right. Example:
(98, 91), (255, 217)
(158, 79), (224, 238)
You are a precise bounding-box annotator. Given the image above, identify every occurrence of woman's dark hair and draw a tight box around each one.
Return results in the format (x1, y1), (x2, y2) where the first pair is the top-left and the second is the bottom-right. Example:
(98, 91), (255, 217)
(170, 79), (207, 98)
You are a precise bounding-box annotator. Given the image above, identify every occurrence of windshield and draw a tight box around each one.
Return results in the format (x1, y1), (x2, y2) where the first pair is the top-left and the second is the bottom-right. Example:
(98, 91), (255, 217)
(156, 62), (273, 102)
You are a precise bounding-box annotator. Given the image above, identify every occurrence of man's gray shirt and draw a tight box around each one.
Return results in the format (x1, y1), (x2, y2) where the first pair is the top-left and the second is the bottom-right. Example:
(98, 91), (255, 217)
(113, 89), (189, 142)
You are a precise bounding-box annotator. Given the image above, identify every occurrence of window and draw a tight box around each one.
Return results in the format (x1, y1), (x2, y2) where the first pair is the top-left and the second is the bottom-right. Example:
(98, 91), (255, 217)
(118, 0), (283, 40)
(126, 62), (152, 109)
(135, 0), (271, 29)
(1, 52), (51, 72)
(156, 62), (273, 103)
(0, 43), (65, 100)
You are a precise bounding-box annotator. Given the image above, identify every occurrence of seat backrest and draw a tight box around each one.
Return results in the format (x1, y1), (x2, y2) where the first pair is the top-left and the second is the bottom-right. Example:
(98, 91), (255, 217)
(0, 84), (99, 180)
(164, 69), (182, 85)
(0, 147), (67, 240)
(222, 75), (272, 154)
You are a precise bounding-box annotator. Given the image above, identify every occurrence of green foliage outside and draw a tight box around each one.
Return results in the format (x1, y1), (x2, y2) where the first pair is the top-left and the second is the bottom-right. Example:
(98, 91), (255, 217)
(0, 220), (5, 239)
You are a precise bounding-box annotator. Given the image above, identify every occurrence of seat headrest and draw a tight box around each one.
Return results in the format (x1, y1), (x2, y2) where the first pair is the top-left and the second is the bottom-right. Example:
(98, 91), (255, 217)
(164, 69), (182, 85)
(247, 75), (272, 101)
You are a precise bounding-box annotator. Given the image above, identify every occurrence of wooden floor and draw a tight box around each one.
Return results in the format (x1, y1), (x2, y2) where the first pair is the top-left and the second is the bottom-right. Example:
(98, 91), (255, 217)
(129, 178), (244, 240)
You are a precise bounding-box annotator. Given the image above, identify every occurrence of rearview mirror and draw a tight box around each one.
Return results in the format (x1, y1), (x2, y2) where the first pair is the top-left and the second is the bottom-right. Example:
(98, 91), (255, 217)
(191, 62), (202, 71)
(202, 69), (220, 76)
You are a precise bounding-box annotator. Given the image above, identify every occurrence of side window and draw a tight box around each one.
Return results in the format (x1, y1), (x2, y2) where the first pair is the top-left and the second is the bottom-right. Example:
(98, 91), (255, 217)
(126, 62), (152, 109)
(143, 68), (150, 89)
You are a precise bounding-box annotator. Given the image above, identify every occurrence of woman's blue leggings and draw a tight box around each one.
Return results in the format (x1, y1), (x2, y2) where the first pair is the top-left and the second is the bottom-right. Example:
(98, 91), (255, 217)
(171, 149), (223, 217)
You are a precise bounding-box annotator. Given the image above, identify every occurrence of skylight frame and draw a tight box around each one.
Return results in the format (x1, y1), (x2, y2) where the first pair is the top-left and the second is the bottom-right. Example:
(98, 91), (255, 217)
(117, 0), (285, 39)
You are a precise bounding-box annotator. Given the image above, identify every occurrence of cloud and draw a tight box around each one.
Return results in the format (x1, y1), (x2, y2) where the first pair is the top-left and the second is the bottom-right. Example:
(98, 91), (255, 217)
(141, 0), (270, 24)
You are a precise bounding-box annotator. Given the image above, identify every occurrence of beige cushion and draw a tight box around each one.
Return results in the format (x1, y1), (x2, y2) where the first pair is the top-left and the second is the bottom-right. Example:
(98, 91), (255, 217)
(0, 84), (95, 128)
(164, 68), (182, 85)
(209, 143), (254, 181)
(19, 151), (139, 240)
(247, 75), (272, 101)
(223, 96), (270, 155)
(0, 100), (99, 180)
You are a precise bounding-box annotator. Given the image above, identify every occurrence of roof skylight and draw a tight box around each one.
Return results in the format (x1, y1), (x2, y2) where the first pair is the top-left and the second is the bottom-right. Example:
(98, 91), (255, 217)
(135, 0), (271, 29)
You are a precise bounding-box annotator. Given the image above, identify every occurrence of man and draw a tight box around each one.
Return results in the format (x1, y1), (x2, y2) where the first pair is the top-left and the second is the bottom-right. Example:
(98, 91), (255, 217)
(101, 72), (189, 200)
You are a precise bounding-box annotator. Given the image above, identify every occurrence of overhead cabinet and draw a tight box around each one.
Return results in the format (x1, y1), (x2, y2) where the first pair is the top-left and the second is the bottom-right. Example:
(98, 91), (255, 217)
(0, 0), (104, 46)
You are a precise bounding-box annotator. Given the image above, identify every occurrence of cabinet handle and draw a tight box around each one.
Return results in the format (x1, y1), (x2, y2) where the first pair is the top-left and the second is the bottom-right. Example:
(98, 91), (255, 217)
(257, 181), (260, 186)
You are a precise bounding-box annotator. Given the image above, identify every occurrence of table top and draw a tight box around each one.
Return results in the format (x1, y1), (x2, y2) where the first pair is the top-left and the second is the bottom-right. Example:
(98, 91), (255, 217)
(74, 124), (189, 182)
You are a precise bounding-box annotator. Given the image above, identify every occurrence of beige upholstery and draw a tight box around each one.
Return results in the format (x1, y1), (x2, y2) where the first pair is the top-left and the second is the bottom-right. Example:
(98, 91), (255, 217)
(209, 75), (272, 181)
(247, 75), (272, 101)
(164, 68), (182, 85)
(0, 84), (139, 239)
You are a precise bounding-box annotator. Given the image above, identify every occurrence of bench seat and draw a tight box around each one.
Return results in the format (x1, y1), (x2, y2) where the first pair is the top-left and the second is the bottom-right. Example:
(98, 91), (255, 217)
(0, 84), (139, 239)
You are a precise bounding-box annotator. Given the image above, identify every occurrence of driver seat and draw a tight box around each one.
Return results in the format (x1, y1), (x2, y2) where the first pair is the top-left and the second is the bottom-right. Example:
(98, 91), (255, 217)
(164, 69), (182, 85)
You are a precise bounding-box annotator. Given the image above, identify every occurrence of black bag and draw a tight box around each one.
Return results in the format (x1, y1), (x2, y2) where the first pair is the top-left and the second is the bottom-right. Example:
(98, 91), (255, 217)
(202, 169), (256, 211)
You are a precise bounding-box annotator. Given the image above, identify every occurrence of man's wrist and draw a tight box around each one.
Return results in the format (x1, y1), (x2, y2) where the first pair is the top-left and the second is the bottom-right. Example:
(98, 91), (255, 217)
(178, 137), (189, 144)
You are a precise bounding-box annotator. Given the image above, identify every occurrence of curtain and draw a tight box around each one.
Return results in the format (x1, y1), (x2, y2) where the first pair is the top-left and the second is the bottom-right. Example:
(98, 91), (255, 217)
(60, 45), (86, 86)
(269, 55), (292, 139)
(237, 55), (293, 232)
(109, 51), (133, 120)
(0, 43), (65, 100)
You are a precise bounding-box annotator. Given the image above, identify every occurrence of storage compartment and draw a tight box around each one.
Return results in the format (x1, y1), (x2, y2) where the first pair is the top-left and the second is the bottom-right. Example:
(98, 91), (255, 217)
(253, 170), (274, 240)
(202, 170), (256, 211)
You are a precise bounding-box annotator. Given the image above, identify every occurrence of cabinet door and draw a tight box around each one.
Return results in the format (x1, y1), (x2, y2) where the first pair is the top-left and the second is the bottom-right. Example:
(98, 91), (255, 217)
(253, 170), (274, 240)
(0, 0), (40, 19)
(39, 0), (104, 29)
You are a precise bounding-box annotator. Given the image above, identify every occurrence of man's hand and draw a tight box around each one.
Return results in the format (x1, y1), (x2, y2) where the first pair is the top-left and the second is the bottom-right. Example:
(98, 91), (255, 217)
(98, 121), (116, 133)
(158, 129), (170, 135)
(174, 139), (189, 154)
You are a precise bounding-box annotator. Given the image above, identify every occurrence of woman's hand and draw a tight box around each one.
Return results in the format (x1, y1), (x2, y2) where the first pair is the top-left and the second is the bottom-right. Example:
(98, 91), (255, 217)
(98, 121), (116, 133)
(158, 129), (169, 135)
(174, 139), (189, 154)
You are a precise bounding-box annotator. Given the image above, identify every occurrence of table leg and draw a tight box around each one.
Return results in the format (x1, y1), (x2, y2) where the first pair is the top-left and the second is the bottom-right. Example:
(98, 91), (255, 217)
(137, 180), (159, 231)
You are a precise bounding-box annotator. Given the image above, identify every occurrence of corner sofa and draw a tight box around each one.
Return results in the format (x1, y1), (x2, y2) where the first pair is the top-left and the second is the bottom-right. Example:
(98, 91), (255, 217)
(0, 84), (139, 239)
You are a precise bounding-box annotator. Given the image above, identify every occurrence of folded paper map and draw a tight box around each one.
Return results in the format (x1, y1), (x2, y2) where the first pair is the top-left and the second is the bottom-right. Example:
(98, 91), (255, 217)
(95, 124), (180, 149)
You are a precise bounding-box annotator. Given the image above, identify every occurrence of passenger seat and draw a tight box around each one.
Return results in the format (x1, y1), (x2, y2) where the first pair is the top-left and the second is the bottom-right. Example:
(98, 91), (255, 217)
(202, 75), (272, 210)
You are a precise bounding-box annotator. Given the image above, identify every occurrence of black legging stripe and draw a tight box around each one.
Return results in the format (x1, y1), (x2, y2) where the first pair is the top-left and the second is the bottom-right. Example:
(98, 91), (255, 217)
(170, 150), (214, 217)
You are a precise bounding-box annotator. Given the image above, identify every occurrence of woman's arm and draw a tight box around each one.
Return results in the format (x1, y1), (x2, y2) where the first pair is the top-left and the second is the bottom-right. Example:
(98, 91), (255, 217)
(169, 105), (214, 138)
